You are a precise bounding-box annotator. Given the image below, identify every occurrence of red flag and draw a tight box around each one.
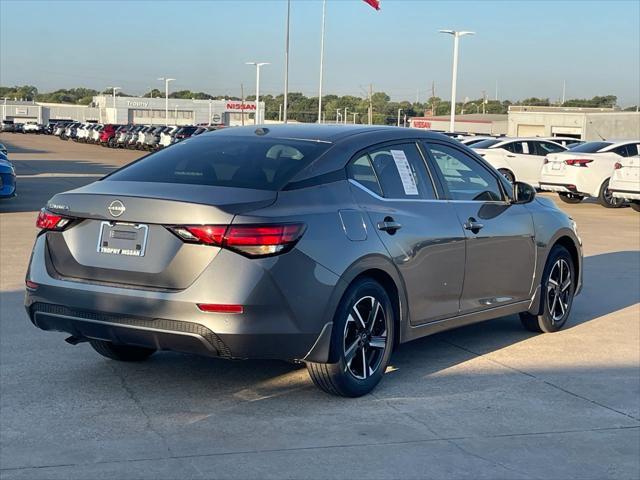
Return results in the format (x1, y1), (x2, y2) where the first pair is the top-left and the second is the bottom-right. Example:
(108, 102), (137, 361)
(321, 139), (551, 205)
(363, 0), (380, 10)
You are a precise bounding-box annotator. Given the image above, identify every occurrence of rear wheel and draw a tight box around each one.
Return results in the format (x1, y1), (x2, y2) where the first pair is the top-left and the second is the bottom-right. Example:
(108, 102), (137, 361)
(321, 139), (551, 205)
(630, 202), (640, 212)
(498, 169), (515, 184)
(558, 192), (584, 204)
(520, 245), (575, 333)
(306, 278), (394, 397)
(598, 178), (625, 208)
(89, 340), (156, 362)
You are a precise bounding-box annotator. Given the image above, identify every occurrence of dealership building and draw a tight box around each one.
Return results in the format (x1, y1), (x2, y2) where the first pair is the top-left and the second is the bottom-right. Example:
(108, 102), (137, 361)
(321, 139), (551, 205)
(1, 96), (263, 126)
(409, 106), (640, 140)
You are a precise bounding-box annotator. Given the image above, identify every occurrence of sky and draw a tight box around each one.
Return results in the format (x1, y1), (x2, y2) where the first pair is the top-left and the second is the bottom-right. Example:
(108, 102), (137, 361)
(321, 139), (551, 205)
(1, 0), (639, 106)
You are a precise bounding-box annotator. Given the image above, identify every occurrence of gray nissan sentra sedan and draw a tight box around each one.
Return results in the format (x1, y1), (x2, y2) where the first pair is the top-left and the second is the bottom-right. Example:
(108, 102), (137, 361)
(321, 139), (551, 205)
(25, 125), (582, 396)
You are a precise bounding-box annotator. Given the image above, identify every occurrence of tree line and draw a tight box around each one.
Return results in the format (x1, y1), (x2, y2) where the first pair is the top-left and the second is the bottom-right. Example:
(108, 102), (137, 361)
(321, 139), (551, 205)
(1, 85), (634, 125)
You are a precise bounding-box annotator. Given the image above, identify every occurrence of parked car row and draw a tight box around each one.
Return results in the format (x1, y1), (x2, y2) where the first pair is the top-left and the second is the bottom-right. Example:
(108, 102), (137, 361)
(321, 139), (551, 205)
(51, 122), (217, 150)
(468, 137), (640, 209)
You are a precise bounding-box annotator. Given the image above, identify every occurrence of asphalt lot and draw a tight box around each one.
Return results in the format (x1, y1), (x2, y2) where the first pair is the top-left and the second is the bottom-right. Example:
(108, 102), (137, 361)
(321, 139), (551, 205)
(1, 133), (639, 480)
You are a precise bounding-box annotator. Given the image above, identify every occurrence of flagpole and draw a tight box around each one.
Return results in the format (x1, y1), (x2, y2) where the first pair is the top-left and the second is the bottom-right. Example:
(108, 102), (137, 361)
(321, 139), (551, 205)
(317, 0), (326, 124)
(283, 0), (290, 123)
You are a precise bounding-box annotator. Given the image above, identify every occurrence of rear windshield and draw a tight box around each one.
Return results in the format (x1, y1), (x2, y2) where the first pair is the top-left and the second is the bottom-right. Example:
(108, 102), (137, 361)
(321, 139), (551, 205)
(569, 141), (612, 153)
(471, 139), (501, 149)
(105, 134), (331, 190)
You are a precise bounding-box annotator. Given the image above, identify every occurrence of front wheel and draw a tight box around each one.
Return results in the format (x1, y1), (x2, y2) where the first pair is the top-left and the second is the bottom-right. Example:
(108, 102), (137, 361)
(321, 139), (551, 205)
(306, 278), (394, 397)
(498, 169), (515, 184)
(89, 340), (156, 362)
(520, 245), (575, 333)
(558, 193), (584, 204)
(598, 178), (625, 208)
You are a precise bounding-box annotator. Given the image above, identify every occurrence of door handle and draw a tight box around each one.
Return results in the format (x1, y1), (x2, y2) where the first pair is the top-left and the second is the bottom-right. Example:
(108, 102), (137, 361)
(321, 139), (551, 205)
(377, 217), (402, 234)
(463, 218), (484, 233)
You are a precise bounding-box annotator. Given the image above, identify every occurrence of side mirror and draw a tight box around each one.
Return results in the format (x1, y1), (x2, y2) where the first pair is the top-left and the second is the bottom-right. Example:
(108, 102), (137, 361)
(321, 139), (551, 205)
(512, 181), (536, 204)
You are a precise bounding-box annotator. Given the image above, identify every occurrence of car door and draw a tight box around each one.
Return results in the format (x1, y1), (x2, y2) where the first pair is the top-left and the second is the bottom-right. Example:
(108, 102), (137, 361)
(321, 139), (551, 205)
(500, 141), (541, 185)
(347, 142), (466, 324)
(422, 141), (537, 314)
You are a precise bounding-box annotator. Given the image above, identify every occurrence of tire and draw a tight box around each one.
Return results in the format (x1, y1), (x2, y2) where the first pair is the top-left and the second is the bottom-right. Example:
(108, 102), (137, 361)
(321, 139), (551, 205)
(306, 277), (395, 397)
(558, 193), (584, 204)
(498, 169), (515, 184)
(631, 202), (640, 212)
(520, 245), (576, 333)
(598, 178), (625, 208)
(89, 340), (156, 362)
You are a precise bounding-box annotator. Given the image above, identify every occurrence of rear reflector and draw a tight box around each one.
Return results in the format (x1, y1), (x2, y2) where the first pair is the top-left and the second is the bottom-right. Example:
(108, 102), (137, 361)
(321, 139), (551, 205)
(36, 209), (70, 231)
(564, 159), (593, 167)
(197, 303), (244, 314)
(169, 223), (306, 258)
(614, 162), (623, 170)
(25, 280), (38, 290)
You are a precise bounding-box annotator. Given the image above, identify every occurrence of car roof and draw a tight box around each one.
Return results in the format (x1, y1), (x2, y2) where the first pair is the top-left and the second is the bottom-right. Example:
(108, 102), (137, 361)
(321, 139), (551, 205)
(600, 140), (640, 150)
(206, 124), (451, 144)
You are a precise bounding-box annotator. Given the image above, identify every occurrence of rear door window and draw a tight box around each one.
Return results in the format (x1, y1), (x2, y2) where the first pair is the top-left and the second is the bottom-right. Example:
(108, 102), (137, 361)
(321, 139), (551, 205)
(503, 142), (527, 154)
(366, 143), (436, 199)
(106, 135), (331, 190)
(535, 141), (566, 155)
(348, 155), (383, 196)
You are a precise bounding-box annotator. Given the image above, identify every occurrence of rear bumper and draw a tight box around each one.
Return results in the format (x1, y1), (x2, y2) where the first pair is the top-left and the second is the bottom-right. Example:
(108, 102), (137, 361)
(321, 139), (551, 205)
(610, 189), (640, 200)
(539, 182), (588, 196)
(25, 234), (340, 361)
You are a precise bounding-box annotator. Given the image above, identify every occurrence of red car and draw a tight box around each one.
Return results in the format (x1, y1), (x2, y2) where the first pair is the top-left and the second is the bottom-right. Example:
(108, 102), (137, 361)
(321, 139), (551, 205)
(99, 124), (123, 147)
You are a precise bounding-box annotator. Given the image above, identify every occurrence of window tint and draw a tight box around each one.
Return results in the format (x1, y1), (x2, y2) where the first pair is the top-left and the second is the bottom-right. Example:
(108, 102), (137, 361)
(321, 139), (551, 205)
(471, 139), (501, 149)
(535, 141), (565, 155)
(106, 135), (330, 190)
(613, 143), (640, 157)
(569, 141), (612, 153)
(503, 141), (527, 154)
(348, 155), (382, 196)
(425, 143), (504, 202)
(367, 143), (435, 199)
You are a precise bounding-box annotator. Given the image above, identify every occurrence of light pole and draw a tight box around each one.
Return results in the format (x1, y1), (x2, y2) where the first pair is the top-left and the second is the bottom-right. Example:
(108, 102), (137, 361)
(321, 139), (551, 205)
(439, 29), (474, 132)
(352, 112), (359, 124)
(158, 77), (175, 126)
(317, 0), (327, 123)
(246, 62), (269, 124)
(397, 108), (403, 127)
(208, 99), (212, 126)
(283, 0), (291, 123)
(344, 107), (348, 125)
(336, 109), (341, 124)
(109, 87), (120, 123)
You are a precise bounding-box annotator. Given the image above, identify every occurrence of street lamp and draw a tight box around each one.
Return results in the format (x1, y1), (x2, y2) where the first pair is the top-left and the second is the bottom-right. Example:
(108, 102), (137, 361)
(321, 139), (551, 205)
(158, 77), (175, 126)
(439, 29), (474, 132)
(397, 108), (403, 127)
(109, 87), (120, 123)
(343, 107), (348, 125)
(246, 62), (270, 124)
(352, 112), (359, 124)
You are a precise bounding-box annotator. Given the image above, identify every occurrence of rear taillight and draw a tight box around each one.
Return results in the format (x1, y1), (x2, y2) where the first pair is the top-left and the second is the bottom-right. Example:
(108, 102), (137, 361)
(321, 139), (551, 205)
(36, 209), (71, 231)
(169, 223), (306, 257)
(564, 159), (593, 167)
(614, 162), (623, 170)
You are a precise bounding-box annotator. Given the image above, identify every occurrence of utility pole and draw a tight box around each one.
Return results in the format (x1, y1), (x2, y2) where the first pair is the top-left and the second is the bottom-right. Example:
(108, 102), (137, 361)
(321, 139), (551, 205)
(368, 84), (373, 125)
(240, 83), (245, 126)
(431, 81), (436, 115)
(562, 80), (566, 105)
(283, 0), (291, 123)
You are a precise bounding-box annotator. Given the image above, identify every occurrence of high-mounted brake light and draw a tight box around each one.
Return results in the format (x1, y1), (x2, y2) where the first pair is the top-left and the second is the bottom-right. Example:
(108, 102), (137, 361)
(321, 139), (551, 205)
(564, 159), (593, 167)
(36, 209), (71, 231)
(169, 223), (306, 257)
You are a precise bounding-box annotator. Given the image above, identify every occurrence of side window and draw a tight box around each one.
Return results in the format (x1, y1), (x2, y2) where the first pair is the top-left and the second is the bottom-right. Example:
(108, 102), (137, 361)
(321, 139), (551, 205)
(536, 141), (565, 155)
(503, 142), (526, 154)
(425, 143), (504, 202)
(368, 143), (436, 199)
(614, 144), (640, 157)
(347, 155), (383, 196)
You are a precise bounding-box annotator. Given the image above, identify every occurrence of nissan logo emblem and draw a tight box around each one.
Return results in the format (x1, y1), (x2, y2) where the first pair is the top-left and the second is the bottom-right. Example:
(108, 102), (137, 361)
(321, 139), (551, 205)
(108, 200), (126, 217)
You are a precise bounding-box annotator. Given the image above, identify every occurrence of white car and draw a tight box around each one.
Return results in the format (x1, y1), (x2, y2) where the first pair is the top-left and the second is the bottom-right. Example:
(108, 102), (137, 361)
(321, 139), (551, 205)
(539, 140), (640, 208)
(89, 124), (103, 144)
(159, 125), (179, 148)
(75, 124), (91, 142)
(609, 155), (640, 212)
(472, 138), (567, 186)
(23, 122), (42, 133)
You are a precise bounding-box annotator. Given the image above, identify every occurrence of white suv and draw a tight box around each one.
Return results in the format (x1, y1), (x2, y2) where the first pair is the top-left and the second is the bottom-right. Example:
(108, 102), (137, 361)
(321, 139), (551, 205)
(472, 138), (567, 186)
(539, 141), (640, 208)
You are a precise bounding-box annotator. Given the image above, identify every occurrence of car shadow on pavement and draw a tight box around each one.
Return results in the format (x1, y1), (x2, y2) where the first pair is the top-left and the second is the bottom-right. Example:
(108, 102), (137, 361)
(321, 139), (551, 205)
(0, 137), (49, 154)
(3, 251), (638, 401)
